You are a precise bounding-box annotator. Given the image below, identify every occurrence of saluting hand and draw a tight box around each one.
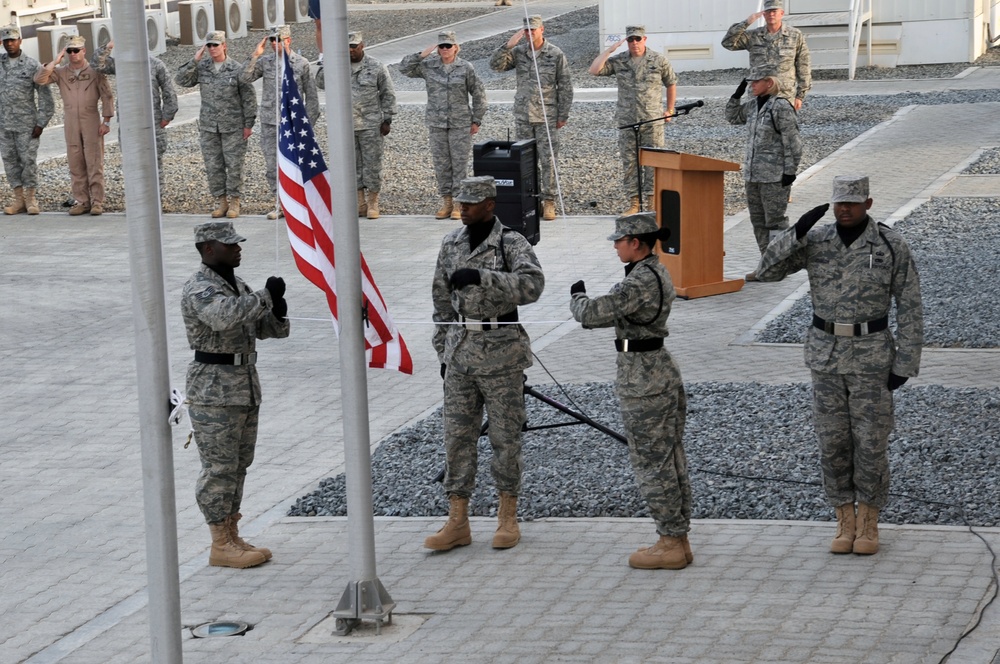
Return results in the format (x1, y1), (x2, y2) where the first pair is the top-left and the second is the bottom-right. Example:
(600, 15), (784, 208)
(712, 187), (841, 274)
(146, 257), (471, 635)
(506, 30), (524, 49)
(794, 203), (829, 238)
(194, 44), (206, 62)
(732, 79), (749, 99)
(253, 37), (267, 58)
(570, 280), (586, 295)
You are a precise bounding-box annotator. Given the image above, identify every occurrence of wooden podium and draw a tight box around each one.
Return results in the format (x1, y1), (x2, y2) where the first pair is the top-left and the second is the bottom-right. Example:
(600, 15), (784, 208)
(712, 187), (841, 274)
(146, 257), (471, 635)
(639, 148), (743, 299)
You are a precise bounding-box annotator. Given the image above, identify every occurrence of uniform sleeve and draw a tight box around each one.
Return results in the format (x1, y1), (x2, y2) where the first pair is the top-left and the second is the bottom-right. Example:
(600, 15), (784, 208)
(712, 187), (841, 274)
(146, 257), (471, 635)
(569, 276), (645, 329)
(889, 238), (923, 377)
(476, 234), (545, 309)
(431, 244), (457, 361)
(660, 58), (678, 87)
(756, 226), (808, 281)
(377, 63), (396, 120)
(174, 59), (199, 87)
(98, 72), (114, 118)
(256, 311), (291, 340)
(725, 95), (747, 125)
(555, 50), (573, 123)
(239, 74), (257, 128)
(794, 33), (812, 101)
(775, 100), (802, 174)
(240, 54), (264, 83)
(398, 52), (425, 78)
(468, 65), (487, 125)
(91, 47), (115, 75)
(157, 61), (179, 122)
(721, 20), (751, 51)
(301, 63), (321, 126)
(186, 283), (276, 332)
(489, 45), (515, 72)
(33, 65), (56, 85)
(593, 56), (614, 77)
(35, 75), (55, 127)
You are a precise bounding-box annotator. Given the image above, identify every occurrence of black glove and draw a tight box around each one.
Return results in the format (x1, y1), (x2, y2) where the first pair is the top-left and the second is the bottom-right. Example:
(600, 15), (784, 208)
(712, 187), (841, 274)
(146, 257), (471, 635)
(440, 363), (447, 379)
(781, 173), (796, 187)
(265, 276), (286, 300)
(887, 373), (908, 391)
(272, 296), (287, 321)
(794, 204), (830, 240)
(732, 79), (749, 99)
(570, 280), (586, 295)
(449, 268), (481, 290)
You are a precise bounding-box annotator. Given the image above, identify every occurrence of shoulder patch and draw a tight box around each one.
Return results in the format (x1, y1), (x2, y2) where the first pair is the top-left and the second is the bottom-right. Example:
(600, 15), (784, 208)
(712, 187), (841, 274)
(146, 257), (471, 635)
(196, 286), (216, 300)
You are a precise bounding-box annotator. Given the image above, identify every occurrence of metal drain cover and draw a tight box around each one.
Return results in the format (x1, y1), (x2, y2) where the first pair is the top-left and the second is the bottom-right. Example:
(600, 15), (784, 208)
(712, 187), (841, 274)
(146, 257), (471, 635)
(192, 621), (250, 638)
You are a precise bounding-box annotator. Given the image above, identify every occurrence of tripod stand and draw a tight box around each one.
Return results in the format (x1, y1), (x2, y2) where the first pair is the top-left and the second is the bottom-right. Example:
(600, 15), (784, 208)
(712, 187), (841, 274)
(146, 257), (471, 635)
(618, 103), (702, 212)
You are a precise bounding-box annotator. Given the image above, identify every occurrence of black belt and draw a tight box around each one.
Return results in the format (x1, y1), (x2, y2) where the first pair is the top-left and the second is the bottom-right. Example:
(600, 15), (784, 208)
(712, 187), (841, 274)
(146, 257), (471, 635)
(812, 314), (888, 337)
(461, 310), (518, 331)
(615, 337), (664, 352)
(194, 350), (257, 366)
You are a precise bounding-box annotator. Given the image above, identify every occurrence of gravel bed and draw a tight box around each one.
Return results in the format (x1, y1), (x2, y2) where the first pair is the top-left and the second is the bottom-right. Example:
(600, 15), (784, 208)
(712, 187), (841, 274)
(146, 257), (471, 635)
(964, 147), (1000, 174)
(755, 197), (1000, 348)
(288, 381), (1000, 527)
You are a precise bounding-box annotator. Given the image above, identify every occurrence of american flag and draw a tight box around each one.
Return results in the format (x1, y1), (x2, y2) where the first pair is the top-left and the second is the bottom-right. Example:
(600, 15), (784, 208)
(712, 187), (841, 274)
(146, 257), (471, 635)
(276, 54), (412, 373)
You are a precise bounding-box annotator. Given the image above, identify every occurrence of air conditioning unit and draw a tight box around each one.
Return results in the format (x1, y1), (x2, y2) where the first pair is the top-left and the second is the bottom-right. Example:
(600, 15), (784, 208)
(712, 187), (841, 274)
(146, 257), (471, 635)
(146, 11), (167, 56)
(179, 0), (215, 47)
(77, 18), (113, 52)
(285, 0), (310, 23)
(251, 0), (280, 30)
(214, 0), (247, 41)
(36, 25), (80, 64)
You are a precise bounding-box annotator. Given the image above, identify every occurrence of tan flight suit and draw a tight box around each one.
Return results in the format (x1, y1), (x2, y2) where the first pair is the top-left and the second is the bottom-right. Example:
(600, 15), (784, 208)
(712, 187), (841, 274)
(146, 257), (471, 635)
(35, 63), (113, 207)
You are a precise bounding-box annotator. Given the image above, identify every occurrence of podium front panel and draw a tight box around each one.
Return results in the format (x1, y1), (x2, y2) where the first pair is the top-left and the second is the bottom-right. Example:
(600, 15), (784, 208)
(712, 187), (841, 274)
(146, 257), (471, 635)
(660, 190), (681, 255)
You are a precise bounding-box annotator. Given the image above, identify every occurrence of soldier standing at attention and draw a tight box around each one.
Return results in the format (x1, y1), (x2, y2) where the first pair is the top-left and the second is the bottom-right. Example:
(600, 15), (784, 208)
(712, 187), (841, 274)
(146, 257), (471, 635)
(175, 31), (257, 219)
(181, 221), (290, 568)
(242, 24), (320, 220)
(722, 0), (811, 111)
(589, 25), (677, 216)
(569, 212), (693, 570)
(490, 15), (573, 221)
(427, 176), (544, 552)
(34, 35), (113, 216)
(399, 30), (487, 221)
(756, 176), (923, 556)
(347, 32), (396, 220)
(0, 24), (54, 216)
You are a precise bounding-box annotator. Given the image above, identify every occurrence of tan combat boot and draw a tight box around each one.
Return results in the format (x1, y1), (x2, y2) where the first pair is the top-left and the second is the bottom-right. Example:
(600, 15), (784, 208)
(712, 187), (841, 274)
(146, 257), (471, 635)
(637, 533), (694, 563)
(645, 195), (656, 211)
(211, 195), (228, 218)
(357, 189), (368, 217)
(226, 197), (241, 219)
(628, 535), (688, 569)
(542, 199), (556, 221)
(853, 502), (879, 555)
(228, 513), (272, 561)
(90, 202), (103, 216)
(424, 494), (472, 551)
(266, 207), (284, 220)
(4, 187), (26, 215)
(435, 196), (453, 220)
(492, 492), (520, 549)
(366, 191), (380, 219)
(25, 188), (40, 215)
(623, 196), (640, 216)
(830, 503), (856, 554)
(208, 522), (267, 568)
(68, 202), (91, 215)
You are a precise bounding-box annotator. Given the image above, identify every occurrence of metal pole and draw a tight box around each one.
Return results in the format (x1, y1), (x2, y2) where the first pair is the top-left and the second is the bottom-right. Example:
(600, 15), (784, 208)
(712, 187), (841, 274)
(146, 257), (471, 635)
(320, 0), (395, 635)
(110, 0), (183, 660)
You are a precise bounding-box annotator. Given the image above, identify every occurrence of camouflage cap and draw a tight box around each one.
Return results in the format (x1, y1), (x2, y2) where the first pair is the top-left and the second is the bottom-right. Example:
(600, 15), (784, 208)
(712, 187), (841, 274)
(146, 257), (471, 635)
(205, 30), (226, 45)
(194, 221), (246, 244)
(0, 25), (21, 40)
(747, 63), (779, 81)
(607, 212), (658, 241)
(625, 25), (645, 38)
(437, 30), (457, 46)
(348, 31), (362, 46)
(66, 35), (86, 49)
(763, 0), (784, 10)
(523, 15), (543, 30)
(831, 175), (870, 203)
(454, 176), (497, 204)
(270, 24), (291, 40)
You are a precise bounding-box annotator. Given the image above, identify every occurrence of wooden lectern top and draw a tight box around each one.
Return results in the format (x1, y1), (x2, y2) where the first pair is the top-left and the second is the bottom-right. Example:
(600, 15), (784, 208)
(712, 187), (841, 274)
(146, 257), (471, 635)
(640, 148), (740, 173)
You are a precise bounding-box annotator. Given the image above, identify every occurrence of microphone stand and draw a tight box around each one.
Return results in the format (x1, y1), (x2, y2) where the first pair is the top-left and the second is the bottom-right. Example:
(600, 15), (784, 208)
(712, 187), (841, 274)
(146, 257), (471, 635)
(618, 105), (699, 212)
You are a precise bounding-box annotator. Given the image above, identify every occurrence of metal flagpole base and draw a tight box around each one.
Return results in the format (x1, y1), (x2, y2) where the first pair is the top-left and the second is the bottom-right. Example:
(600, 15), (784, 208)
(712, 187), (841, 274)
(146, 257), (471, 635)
(332, 578), (396, 636)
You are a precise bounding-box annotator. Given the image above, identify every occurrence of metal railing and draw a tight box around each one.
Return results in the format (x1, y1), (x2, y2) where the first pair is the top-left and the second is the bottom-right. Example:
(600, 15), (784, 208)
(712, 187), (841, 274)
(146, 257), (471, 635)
(847, 0), (873, 79)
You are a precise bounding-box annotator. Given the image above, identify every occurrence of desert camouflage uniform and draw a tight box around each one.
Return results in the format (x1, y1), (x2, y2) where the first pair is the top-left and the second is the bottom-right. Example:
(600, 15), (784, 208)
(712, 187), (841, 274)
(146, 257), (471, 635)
(432, 218), (545, 497)
(399, 52), (487, 196)
(351, 55), (396, 193)
(757, 216), (923, 508)
(593, 50), (677, 198)
(175, 57), (256, 198)
(725, 93), (802, 252)
(0, 50), (54, 189)
(181, 263), (290, 523)
(242, 49), (319, 195)
(722, 20), (812, 106)
(490, 40), (572, 200)
(571, 255), (691, 537)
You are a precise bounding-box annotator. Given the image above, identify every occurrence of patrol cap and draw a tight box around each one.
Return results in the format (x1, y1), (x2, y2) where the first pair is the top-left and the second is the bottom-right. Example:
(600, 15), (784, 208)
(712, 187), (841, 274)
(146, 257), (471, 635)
(270, 24), (290, 40)
(607, 212), (658, 241)
(763, 0), (784, 10)
(625, 25), (645, 38)
(454, 176), (497, 204)
(523, 15), (543, 30)
(831, 175), (870, 203)
(747, 63), (779, 81)
(1, 25), (21, 40)
(194, 221), (246, 244)
(437, 31), (457, 46)
(66, 35), (86, 49)
(348, 32), (362, 46)
(205, 30), (226, 45)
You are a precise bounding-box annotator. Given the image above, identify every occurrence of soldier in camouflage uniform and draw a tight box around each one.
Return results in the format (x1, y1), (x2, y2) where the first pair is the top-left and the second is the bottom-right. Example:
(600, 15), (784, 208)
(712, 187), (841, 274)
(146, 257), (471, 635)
(242, 25), (320, 220)
(90, 40), (178, 194)
(175, 31), (257, 219)
(399, 30), (487, 221)
(349, 32), (396, 220)
(589, 25), (677, 215)
(427, 175), (545, 552)
(725, 65), (802, 268)
(181, 221), (290, 568)
(569, 212), (692, 570)
(0, 25), (54, 216)
(756, 176), (923, 556)
(722, 0), (811, 111)
(490, 15), (573, 221)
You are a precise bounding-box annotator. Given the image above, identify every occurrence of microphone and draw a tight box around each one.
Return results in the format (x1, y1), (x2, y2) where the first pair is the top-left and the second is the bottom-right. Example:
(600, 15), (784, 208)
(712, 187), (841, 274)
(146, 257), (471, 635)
(673, 100), (704, 114)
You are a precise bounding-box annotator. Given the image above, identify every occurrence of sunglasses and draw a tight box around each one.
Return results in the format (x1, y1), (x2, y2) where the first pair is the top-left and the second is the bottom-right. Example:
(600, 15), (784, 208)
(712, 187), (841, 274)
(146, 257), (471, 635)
(65, 47), (82, 53)
(626, 36), (643, 43)
(268, 37), (278, 42)
(437, 43), (454, 49)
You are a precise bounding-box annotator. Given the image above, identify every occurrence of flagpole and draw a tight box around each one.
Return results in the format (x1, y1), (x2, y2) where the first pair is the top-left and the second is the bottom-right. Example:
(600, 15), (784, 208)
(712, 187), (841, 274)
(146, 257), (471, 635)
(320, 0), (395, 635)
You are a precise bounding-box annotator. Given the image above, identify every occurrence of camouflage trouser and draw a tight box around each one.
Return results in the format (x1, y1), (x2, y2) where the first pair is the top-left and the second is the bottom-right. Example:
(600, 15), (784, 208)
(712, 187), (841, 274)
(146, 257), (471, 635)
(0, 130), (40, 189)
(745, 180), (791, 254)
(261, 122), (278, 195)
(812, 370), (894, 509)
(200, 128), (247, 198)
(617, 123), (664, 199)
(515, 121), (559, 200)
(120, 125), (167, 188)
(442, 369), (526, 498)
(428, 127), (473, 196)
(189, 404), (259, 524)
(354, 127), (384, 193)
(619, 378), (691, 537)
